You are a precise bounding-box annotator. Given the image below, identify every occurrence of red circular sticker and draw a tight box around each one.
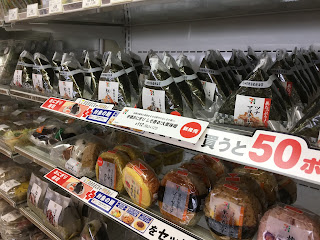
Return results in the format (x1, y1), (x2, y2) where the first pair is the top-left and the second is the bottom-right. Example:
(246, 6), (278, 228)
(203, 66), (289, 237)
(97, 157), (104, 167)
(180, 122), (202, 139)
(170, 111), (181, 116)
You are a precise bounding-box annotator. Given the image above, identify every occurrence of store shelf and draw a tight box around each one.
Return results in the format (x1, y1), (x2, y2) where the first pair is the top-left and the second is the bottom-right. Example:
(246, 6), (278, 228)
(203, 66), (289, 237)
(0, 190), (21, 208)
(14, 145), (55, 170)
(19, 206), (61, 240)
(10, 89), (49, 103)
(0, 85), (10, 96)
(0, 139), (15, 159)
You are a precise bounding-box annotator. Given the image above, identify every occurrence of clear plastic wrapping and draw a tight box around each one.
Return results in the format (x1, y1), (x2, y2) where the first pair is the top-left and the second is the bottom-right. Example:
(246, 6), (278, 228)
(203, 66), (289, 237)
(0, 165), (30, 185)
(50, 133), (106, 177)
(113, 144), (144, 161)
(150, 144), (184, 166)
(142, 152), (163, 175)
(191, 154), (227, 178)
(257, 204), (320, 240)
(59, 52), (84, 99)
(159, 168), (207, 226)
(204, 182), (262, 240)
(42, 188), (82, 240)
(275, 174), (297, 205)
(11, 50), (34, 90)
(33, 52), (55, 94)
(233, 167), (279, 206)
(27, 173), (49, 219)
(122, 159), (160, 208)
(80, 219), (109, 240)
(95, 150), (130, 193)
(98, 52), (136, 108)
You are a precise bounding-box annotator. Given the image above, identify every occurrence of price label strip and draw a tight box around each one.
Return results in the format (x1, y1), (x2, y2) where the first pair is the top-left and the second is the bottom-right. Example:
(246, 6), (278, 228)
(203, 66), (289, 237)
(8, 8), (19, 22)
(49, 0), (63, 14)
(82, 0), (102, 8)
(27, 3), (39, 18)
(110, 0), (132, 3)
(41, 98), (320, 184)
(45, 168), (201, 240)
(112, 107), (209, 144)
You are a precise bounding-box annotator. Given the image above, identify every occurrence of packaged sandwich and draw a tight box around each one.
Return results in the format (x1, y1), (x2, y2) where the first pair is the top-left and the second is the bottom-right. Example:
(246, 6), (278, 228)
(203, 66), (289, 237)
(159, 168), (207, 226)
(96, 150), (130, 192)
(123, 159), (160, 208)
(258, 205), (320, 240)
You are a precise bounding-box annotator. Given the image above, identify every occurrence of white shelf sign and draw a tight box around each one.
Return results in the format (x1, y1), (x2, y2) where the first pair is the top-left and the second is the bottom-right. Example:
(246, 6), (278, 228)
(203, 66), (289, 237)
(112, 107), (209, 144)
(82, 0), (102, 8)
(8, 8), (18, 22)
(49, 0), (63, 14)
(27, 3), (39, 18)
(110, 0), (132, 3)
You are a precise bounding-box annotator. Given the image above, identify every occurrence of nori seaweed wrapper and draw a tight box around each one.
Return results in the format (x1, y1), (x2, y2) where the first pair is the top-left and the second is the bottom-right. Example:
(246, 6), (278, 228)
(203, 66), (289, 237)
(59, 52), (84, 99)
(290, 102), (320, 147)
(217, 69), (287, 128)
(98, 52), (134, 108)
(228, 49), (249, 81)
(309, 47), (320, 72)
(129, 51), (143, 77)
(287, 50), (316, 96)
(33, 52), (55, 94)
(163, 52), (194, 111)
(207, 50), (236, 93)
(82, 51), (102, 100)
(301, 49), (320, 87)
(197, 52), (228, 99)
(118, 51), (140, 95)
(238, 50), (254, 75)
(0, 40), (23, 85)
(11, 50), (34, 90)
(175, 53), (207, 109)
(213, 50), (240, 87)
(247, 46), (259, 67)
(52, 51), (62, 93)
(269, 49), (310, 106)
(137, 52), (184, 115)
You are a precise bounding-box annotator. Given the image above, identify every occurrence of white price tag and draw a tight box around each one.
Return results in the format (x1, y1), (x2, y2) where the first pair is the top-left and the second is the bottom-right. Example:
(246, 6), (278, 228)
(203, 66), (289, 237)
(27, 3), (39, 18)
(49, 0), (63, 14)
(0, 179), (21, 193)
(8, 8), (19, 22)
(30, 183), (42, 206)
(110, 0), (132, 3)
(82, 0), (101, 8)
(112, 108), (209, 144)
(46, 200), (62, 226)
(13, 70), (22, 87)
(65, 158), (82, 177)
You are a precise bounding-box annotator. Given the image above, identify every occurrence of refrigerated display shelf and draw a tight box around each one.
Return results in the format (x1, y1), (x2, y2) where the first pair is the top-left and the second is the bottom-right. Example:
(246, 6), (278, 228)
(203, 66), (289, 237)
(10, 89), (49, 103)
(19, 206), (61, 240)
(0, 140), (16, 159)
(0, 189), (21, 208)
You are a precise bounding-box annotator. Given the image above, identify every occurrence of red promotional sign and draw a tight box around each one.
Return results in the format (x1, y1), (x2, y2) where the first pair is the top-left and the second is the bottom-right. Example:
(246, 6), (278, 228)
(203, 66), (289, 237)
(180, 122), (202, 139)
(41, 97), (66, 111)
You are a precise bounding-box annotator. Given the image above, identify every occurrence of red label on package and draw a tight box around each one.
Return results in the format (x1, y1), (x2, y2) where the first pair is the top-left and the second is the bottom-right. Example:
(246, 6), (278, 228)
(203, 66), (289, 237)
(41, 98), (66, 111)
(133, 163), (147, 176)
(97, 157), (104, 167)
(244, 166), (258, 170)
(45, 169), (72, 185)
(225, 173), (240, 182)
(180, 122), (202, 139)
(223, 184), (239, 191)
(285, 205), (303, 214)
(177, 170), (188, 176)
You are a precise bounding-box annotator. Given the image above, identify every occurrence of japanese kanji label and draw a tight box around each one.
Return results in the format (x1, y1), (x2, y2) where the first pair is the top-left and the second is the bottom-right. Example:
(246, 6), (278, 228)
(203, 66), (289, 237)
(234, 95), (271, 127)
(98, 81), (119, 104)
(46, 168), (198, 240)
(86, 108), (118, 125)
(142, 87), (166, 113)
(30, 183), (42, 206)
(27, 3), (39, 18)
(201, 81), (216, 101)
(162, 181), (189, 220)
(59, 80), (74, 99)
(47, 200), (62, 226)
(207, 197), (244, 238)
(112, 107), (209, 144)
(8, 8), (19, 22)
(49, 0), (63, 14)
(281, 81), (293, 97)
(0, 179), (20, 193)
(263, 216), (309, 240)
(32, 73), (43, 92)
(99, 161), (116, 190)
(13, 70), (22, 87)
(82, 0), (101, 8)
